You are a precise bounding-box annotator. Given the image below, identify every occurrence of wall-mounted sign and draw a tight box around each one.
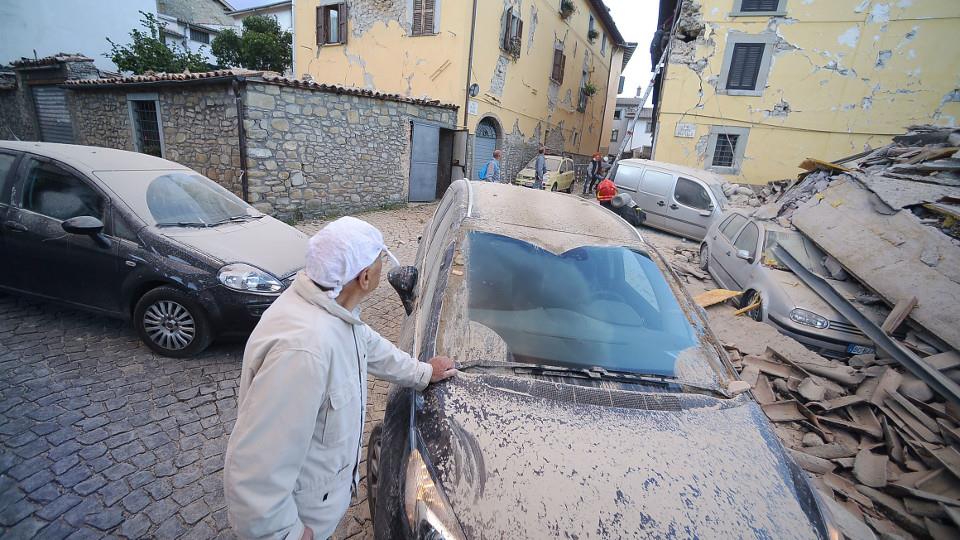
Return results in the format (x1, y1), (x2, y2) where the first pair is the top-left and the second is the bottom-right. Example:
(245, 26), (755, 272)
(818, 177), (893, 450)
(674, 122), (696, 138)
(468, 100), (478, 116)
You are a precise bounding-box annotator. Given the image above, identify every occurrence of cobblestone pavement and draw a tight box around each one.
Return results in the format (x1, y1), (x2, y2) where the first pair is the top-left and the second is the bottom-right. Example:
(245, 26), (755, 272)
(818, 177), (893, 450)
(0, 203), (437, 540)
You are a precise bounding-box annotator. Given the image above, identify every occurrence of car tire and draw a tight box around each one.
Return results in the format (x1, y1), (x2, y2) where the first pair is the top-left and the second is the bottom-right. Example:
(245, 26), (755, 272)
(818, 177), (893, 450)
(699, 244), (710, 271)
(741, 290), (763, 322)
(367, 423), (383, 523)
(550, 183), (558, 192)
(134, 286), (213, 357)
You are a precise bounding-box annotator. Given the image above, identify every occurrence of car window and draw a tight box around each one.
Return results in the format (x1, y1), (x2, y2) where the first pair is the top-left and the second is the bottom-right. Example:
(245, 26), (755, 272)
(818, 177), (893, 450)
(466, 231), (697, 377)
(110, 208), (141, 243)
(0, 152), (18, 202)
(761, 230), (829, 276)
(639, 169), (673, 197)
(20, 159), (104, 221)
(613, 164), (643, 191)
(720, 214), (747, 241)
(674, 177), (712, 210)
(734, 222), (760, 257)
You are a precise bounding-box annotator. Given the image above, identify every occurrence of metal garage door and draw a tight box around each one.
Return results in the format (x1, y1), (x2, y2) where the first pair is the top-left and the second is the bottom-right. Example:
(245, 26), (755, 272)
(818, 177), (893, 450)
(409, 122), (439, 202)
(33, 86), (74, 144)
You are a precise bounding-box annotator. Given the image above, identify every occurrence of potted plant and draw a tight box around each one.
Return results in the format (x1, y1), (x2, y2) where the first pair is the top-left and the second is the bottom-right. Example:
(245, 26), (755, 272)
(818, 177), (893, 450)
(582, 82), (597, 97)
(560, 0), (575, 19)
(588, 28), (599, 42)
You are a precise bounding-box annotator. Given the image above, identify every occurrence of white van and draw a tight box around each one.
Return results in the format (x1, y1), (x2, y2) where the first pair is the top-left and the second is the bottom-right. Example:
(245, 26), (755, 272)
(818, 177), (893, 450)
(609, 159), (729, 240)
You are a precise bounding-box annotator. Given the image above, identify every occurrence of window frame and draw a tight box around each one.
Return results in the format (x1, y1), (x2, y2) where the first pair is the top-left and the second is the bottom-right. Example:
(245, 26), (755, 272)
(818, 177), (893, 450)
(189, 27), (211, 44)
(501, 7), (523, 58)
(719, 32), (776, 96)
(613, 109), (621, 120)
(316, 2), (348, 46)
(731, 0), (788, 17)
(705, 126), (749, 175)
(15, 155), (109, 224)
(673, 177), (713, 211)
(550, 47), (566, 83)
(610, 129), (619, 142)
(126, 93), (166, 158)
(411, 0), (438, 36)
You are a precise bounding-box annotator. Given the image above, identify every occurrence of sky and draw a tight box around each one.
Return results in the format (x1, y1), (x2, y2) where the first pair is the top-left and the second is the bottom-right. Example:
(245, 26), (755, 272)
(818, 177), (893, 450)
(226, 0), (660, 97)
(605, 0), (660, 98)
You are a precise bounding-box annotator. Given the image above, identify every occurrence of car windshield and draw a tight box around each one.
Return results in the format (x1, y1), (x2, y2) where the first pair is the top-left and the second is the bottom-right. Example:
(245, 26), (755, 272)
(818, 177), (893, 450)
(466, 231), (698, 377)
(524, 156), (562, 171)
(761, 230), (828, 275)
(96, 170), (260, 226)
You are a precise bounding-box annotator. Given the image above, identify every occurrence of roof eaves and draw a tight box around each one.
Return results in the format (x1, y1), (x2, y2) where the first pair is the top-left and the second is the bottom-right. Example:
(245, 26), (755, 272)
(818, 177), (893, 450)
(258, 75), (460, 110)
(228, 0), (292, 15)
(588, 0), (626, 47)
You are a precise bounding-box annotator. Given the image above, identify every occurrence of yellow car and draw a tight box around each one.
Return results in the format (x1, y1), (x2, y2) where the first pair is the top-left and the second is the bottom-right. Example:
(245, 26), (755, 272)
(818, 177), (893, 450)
(513, 155), (576, 192)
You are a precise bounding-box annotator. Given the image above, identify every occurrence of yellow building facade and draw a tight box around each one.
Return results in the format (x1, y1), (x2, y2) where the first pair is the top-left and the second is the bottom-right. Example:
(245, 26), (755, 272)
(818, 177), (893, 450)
(292, 0), (627, 184)
(652, 0), (960, 184)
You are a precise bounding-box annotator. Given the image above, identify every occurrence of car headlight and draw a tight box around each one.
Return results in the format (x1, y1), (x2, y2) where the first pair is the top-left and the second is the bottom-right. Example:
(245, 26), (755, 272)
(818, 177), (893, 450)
(404, 446), (466, 540)
(217, 263), (283, 293)
(789, 308), (829, 329)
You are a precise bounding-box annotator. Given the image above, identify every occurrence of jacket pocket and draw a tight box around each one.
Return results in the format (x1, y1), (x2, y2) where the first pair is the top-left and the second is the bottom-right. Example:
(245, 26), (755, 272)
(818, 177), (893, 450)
(320, 388), (356, 445)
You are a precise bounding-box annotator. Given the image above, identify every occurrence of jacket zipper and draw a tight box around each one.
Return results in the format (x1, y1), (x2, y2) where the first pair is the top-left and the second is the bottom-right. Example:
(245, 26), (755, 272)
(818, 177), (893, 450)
(351, 326), (362, 494)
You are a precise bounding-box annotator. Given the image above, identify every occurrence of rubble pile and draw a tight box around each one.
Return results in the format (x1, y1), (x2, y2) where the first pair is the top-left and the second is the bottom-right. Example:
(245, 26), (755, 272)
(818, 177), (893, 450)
(710, 309), (960, 539)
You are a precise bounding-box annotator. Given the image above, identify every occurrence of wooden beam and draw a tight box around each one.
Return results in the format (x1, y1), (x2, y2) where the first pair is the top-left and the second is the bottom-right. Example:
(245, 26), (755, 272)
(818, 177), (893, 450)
(882, 296), (918, 334)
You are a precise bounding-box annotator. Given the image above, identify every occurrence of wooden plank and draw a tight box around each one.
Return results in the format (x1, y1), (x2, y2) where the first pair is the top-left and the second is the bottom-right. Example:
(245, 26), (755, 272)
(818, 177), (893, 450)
(881, 296), (918, 334)
(734, 300), (761, 316)
(693, 288), (742, 308)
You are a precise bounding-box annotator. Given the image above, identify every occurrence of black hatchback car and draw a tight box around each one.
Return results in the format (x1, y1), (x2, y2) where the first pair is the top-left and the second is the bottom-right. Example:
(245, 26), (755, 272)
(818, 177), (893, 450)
(0, 142), (306, 357)
(368, 181), (838, 538)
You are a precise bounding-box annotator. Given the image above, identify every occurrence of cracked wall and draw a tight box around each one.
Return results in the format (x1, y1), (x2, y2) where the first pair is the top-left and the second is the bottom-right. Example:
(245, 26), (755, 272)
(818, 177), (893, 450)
(654, 0), (960, 184)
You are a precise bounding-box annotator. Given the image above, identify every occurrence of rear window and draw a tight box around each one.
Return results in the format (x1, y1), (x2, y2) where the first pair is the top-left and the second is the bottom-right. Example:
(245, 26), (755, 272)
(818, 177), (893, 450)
(466, 231), (697, 377)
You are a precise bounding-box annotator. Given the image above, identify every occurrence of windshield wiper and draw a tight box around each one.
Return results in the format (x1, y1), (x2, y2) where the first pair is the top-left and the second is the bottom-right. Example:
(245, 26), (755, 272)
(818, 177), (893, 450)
(210, 214), (263, 226)
(155, 221), (211, 228)
(584, 367), (730, 397)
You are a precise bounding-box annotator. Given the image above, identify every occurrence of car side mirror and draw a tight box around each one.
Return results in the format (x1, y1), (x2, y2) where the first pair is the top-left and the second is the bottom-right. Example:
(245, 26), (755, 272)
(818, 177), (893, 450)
(698, 208), (713, 217)
(62, 216), (110, 248)
(736, 249), (754, 264)
(388, 265), (418, 315)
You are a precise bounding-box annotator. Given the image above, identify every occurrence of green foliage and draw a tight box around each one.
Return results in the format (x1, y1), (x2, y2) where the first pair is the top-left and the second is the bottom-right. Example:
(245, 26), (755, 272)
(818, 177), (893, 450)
(106, 12), (210, 74)
(560, 0), (575, 18)
(583, 82), (598, 96)
(211, 15), (292, 73)
(588, 28), (600, 42)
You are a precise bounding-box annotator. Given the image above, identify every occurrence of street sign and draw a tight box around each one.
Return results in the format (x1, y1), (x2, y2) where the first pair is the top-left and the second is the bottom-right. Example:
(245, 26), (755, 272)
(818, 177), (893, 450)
(674, 122), (696, 138)
(468, 100), (478, 115)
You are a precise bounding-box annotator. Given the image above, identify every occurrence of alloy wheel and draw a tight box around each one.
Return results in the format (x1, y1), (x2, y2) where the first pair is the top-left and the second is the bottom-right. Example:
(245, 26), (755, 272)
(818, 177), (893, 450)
(367, 425), (383, 521)
(142, 300), (196, 351)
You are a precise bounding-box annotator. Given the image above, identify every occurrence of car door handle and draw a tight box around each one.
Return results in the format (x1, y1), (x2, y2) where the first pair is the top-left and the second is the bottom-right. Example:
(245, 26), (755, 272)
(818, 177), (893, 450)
(726, 251), (732, 256)
(3, 221), (27, 232)
(657, 201), (665, 207)
(670, 203), (679, 210)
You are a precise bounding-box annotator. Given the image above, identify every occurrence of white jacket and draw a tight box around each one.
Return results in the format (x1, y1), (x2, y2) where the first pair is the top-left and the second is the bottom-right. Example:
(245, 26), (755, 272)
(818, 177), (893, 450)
(224, 272), (432, 539)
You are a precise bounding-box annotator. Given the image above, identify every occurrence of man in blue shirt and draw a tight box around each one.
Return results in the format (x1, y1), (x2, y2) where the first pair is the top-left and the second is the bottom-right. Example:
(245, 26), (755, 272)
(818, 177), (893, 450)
(482, 150), (502, 182)
(533, 147), (547, 190)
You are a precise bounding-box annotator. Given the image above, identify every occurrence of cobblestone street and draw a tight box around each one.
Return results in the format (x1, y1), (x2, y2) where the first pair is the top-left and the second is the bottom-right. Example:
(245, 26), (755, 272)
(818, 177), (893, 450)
(0, 203), (437, 540)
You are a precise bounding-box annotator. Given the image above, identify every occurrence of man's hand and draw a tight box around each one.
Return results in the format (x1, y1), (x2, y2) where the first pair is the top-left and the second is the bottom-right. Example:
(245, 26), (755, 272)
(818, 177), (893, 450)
(300, 526), (314, 540)
(428, 356), (458, 383)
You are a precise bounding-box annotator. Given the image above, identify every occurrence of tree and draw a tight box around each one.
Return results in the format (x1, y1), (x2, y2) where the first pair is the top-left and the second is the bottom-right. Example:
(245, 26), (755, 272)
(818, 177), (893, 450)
(106, 12), (210, 74)
(211, 16), (292, 73)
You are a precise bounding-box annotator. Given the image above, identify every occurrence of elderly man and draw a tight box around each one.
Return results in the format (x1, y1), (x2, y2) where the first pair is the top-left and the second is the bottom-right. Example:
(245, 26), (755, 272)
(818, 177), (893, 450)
(480, 149), (502, 183)
(533, 146), (547, 190)
(224, 217), (457, 540)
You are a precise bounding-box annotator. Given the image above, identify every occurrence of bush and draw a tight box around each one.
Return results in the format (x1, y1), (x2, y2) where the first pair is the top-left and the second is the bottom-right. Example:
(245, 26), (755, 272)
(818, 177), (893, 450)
(211, 15), (292, 73)
(106, 12), (209, 74)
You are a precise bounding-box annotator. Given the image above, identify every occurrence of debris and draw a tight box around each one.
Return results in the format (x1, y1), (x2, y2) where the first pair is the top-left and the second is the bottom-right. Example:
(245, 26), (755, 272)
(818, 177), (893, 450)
(692, 288), (742, 308)
(753, 375), (776, 405)
(818, 496), (878, 540)
(854, 450), (889, 488)
(733, 300), (761, 316)
(790, 448), (837, 474)
(799, 378), (826, 402)
(802, 432), (825, 447)
(762, 400), (806, 422)
(857, 485), (929, 536)
(881, 296), (918, 335)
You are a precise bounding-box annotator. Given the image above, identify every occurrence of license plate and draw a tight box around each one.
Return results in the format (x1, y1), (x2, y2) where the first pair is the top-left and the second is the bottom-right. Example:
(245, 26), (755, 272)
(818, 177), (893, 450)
(846, 344), (875, 355)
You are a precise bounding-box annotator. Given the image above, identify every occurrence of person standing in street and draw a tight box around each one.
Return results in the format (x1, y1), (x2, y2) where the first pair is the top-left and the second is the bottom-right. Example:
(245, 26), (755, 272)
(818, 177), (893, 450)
(480, 149), (502, 183)
(223, 217), (457, 540)
(583, 152), (603, 194)
(533, 146), (547, 190)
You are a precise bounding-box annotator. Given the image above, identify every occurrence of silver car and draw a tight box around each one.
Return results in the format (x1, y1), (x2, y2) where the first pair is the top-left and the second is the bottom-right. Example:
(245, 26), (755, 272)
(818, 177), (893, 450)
(700, 211), (875, 358)
(609, 159), (728, 240)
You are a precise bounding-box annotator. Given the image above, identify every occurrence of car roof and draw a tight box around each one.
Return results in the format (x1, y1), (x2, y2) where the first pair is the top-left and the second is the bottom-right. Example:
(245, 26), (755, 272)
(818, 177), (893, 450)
(0, 141), (189, 174)
(616, 158), (727, 186)
(465, 182), (643, 252)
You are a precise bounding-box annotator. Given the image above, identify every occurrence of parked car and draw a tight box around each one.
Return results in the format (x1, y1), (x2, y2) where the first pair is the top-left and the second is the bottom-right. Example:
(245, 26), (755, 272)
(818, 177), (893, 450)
(513, 154), (575, 192)
(608, 158), (728, 240)
(0, 142), (307, 357)
(367, 180), (837, 539)
(700, 210), (875, 358)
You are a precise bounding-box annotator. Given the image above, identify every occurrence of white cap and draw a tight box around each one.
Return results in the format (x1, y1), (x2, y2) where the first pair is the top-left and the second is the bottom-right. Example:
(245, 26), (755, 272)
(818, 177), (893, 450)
(305, 216), (400, 298)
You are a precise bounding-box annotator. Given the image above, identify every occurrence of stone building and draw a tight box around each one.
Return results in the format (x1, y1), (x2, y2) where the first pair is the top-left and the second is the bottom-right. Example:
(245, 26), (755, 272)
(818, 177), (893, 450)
(57, 70), (458, 219)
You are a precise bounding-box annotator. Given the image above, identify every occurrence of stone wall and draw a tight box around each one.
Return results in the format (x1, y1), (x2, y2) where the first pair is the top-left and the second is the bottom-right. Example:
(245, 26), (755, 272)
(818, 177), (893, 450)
(0, 74), (38, 141)
(242, 81), (457, 219)
(70, 84), (243, 195)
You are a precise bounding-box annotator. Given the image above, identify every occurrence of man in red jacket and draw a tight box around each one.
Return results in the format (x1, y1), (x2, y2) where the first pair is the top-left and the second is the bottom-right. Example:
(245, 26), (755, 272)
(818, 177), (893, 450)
(596, 177), (617, 211)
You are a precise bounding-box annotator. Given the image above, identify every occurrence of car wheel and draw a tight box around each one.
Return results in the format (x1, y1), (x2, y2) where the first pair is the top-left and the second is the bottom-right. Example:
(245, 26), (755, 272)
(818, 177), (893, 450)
(134, 286), (213, 357)
(367, 423), (383, 522)
(741, 290), (763, 322)
(551, 183), (559, 192)
(699, 244), (710, 271)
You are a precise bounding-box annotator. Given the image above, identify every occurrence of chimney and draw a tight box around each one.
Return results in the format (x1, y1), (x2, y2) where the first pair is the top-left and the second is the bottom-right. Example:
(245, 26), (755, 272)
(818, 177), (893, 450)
(636, 85), (642, 97)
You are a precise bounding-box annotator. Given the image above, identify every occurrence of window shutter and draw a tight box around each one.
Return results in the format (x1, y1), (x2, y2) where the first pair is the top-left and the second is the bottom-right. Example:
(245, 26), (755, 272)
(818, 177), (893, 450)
(560, 53), (566, 83)
(412, 0), (423, 35)
(726, 43), (764, 90)
(551, 49), (561, 81)
(338, 3), (348, 44)
(741, 0), (780, 12)
(516, 18), (523, 51)
(316, 6), (325, 45)
(423, 0), (435, 34)
(502, 8), (512, 50)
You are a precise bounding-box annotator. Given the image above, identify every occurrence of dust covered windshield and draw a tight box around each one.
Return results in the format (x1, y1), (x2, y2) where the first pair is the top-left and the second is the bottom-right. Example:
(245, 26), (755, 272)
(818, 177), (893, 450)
(524, 156), (562, 171)
(466, 231), (698, 377)
(762, 230), (828, 276)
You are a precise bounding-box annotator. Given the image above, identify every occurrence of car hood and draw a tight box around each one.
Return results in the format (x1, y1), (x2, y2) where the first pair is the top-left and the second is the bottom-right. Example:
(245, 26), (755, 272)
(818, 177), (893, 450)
(767, 269), (844, 320)
(517, 167), (536, 177)
(420, 374), (827, 539)
(159, 216), (307, 278)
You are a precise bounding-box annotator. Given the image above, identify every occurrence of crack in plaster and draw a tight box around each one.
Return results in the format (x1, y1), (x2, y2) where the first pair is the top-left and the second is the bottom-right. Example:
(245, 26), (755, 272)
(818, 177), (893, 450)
(527, 4), (538, 54)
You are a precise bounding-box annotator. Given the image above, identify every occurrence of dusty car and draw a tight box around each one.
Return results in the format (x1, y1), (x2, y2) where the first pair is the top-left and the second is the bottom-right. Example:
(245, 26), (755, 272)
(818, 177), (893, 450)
(700, 210), (874, 358)
(609, 158), (728, 240)
(367, 180), (836, 539)
(513, 154), (575, 192)
(0, 141), (306, 357)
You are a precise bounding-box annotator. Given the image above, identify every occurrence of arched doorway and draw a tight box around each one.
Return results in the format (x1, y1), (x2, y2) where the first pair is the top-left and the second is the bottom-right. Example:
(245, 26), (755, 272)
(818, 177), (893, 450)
(473, 117), (500, 179)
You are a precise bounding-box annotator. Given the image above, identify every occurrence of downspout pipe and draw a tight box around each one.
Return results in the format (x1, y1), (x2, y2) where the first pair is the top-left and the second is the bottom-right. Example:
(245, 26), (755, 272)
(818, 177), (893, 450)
(597, 44), (616, 156)
(463, 0), (479, 128)
(232, 78), (250, 204)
